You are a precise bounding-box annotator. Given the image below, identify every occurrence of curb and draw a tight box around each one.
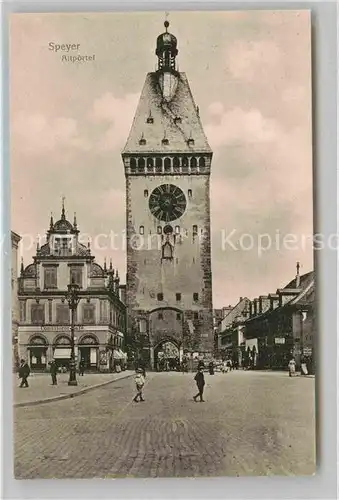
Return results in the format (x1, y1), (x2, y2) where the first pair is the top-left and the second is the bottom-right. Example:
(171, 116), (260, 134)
(14, 372), (134, 408)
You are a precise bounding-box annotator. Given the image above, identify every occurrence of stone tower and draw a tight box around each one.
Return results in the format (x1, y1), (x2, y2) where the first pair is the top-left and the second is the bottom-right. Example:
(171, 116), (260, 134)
(122, 21), (213, 368)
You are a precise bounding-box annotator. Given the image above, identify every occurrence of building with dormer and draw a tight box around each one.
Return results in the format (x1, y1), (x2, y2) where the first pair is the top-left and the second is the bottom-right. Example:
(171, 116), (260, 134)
(17, 202), (127, 372)
(122, 21), (214, 369)
(243, 264), (315, 371)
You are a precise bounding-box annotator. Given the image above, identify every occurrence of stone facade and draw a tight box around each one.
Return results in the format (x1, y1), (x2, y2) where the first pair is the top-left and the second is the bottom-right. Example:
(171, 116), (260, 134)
(11, 231), (21, 370)
(17, 204), (127, 372)
(122, 23), (214, 367)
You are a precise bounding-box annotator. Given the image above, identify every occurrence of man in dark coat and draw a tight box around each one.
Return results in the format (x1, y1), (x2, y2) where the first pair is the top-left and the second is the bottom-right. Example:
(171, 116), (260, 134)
(79, 359), (85, 376)
(18, 359), (30, 388)
(193, 367), (205, 402)
(49, 360), (58, 385)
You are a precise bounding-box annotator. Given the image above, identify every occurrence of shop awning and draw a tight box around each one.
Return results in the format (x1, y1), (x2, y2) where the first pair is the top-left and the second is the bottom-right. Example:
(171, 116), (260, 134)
(53, 348), (71, 359)
(112, 349), (126, 360)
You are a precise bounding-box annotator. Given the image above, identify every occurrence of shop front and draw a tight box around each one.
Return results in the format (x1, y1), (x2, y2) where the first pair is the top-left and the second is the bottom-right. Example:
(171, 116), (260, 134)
(78, 334), (99, 371)
(53, 335), (73, 370)
(27, 335), (48, 371)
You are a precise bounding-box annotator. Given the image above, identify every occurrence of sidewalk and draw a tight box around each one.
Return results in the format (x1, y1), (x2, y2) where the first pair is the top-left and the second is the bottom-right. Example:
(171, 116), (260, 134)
(13, 371), (134, 407)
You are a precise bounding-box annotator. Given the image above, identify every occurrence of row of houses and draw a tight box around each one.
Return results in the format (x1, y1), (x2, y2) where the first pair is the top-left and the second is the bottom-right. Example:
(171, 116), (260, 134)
(11, 203), (128, 372)
(215, 264), (315, 372)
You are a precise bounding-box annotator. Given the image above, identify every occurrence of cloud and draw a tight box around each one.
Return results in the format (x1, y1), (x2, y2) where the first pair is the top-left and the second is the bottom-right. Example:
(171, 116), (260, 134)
(89, 92), (140, 151)
(12, 112), (91, 154)
(225, 39), (282, 82)
(205, 107), (280, 149)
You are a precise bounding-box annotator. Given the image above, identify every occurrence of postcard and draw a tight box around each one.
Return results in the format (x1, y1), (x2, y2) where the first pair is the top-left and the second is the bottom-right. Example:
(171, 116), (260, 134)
(10, 11), (314, 478)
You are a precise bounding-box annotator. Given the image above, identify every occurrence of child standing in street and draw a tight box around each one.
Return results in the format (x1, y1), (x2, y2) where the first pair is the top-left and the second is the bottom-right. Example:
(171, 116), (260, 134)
(288, 357), (296, 377)
(193, 367), (205, 402)
(133, 368), (145, 402)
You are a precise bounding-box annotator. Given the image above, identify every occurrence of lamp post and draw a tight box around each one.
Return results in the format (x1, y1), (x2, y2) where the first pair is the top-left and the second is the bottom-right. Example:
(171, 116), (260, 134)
(65, 280), (80, 386)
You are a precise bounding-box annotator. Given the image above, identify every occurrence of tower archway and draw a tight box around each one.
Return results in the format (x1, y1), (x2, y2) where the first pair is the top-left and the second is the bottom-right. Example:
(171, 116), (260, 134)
(154, 338), (180, 372)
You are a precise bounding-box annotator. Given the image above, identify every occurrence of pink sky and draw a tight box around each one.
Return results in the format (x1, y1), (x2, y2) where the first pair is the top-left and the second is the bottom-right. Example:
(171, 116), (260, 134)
(10, 11), (313, 308)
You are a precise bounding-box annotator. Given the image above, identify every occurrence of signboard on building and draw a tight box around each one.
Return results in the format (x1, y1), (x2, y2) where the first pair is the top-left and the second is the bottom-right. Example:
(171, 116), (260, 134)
(41, 325), (84, 332)
(274, 337), (285, 344)
(303, 347), (312, 355)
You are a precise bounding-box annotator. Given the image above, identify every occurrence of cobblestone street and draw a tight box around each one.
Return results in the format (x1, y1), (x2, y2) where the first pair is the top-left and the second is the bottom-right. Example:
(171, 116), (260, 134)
(14, 371), (315, 479)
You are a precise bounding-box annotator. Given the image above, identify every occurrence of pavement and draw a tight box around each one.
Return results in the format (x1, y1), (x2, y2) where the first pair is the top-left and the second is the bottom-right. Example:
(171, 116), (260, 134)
(13, 371), (134, 407)
(14, 370), (316, 479)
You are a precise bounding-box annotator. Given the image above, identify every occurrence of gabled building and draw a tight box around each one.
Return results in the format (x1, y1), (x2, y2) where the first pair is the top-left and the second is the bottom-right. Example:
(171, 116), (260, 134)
(217, 297), (250, 362)
(17, 202), (127, 372)
(244, 264), (315, 371)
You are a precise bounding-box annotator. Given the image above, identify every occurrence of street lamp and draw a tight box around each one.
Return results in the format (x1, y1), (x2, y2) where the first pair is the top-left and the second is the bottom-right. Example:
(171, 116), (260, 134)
(65, 279), (81, 386)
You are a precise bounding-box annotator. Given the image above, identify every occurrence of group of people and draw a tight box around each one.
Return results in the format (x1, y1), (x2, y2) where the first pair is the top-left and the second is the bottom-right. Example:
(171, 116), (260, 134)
(288, 355), (312, 377)
(17, 358), (87, 388)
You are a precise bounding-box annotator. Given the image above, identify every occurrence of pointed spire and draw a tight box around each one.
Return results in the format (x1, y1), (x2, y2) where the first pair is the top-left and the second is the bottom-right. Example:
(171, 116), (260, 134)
(20, 257), (24, 276)
(36, 238), (40, 252)
(73, 212), (77, 229)
(109, 258), (113, 271)
(50, 212), (54, 230)
(61, 196), (66, 220)
(103, 258), (107, 272)
(296, 261), (301, 288)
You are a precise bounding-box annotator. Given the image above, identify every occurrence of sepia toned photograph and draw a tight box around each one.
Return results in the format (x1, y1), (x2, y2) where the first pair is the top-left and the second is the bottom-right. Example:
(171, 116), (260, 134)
(10, 11), (315, 479)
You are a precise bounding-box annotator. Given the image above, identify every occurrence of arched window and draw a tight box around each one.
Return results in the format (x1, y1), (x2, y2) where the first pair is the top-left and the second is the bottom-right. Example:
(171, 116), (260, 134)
(164, 158), (171, 171)
(182, 157), (189, 171)
(175, 225), (180, 234)
(147, 157), (154, 170)
(155, 157), (162, 172)
(173, 157), (180, 170)
(199, 157), (206, 169)
(138, 158), (145, 172)
(190, 157), (197, 169)
(157, 226), (162, 234)
(130, 158), (137, 172)
(139, 226), (144, 235)
(79, 334), (99, 345)
(162, 241), (173, 260)
(188, 189), (192, 198)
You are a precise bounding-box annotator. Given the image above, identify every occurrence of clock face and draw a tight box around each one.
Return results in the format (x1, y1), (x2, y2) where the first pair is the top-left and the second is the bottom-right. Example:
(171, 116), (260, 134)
(149, 184), (187, 222)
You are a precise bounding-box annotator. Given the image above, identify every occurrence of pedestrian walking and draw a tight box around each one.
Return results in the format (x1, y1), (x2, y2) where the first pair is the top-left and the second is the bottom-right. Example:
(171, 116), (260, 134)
(193, 367), (205, 402)
(288, 357), (296, 377)
(18, 359), (30, 388)
(49, 360), (58, 385)
(208, 360), (214, 375)
(133, 368), (145, 402)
